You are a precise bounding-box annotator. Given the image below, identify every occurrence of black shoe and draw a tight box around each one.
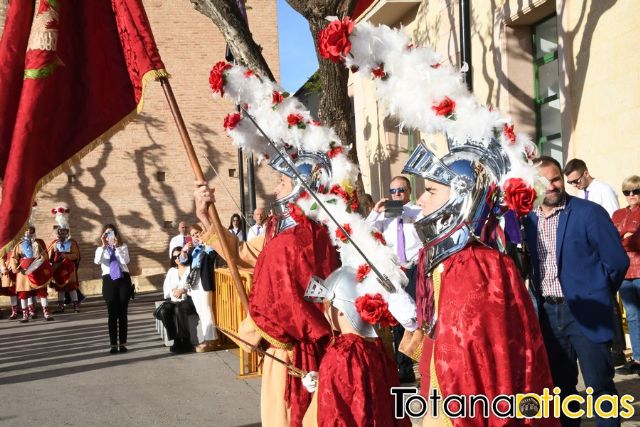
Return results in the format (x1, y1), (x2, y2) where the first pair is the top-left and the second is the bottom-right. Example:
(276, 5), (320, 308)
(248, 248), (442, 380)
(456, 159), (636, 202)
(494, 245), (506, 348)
(615, 361), (640, 375)
(109, 346), (118, 354)
(612, 351), (627, 367)
(118, 345), (128, 353)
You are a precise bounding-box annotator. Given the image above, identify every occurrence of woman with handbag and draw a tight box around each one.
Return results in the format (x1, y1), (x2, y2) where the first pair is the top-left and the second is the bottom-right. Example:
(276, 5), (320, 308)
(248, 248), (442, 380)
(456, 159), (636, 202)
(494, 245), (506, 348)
(94, 223), (132, 354)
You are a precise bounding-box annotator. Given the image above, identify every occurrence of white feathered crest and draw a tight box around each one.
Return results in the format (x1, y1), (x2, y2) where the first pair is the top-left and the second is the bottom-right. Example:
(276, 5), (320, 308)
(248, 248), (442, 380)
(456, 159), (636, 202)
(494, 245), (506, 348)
(319, 17), (539, 192)
(209, 61), (417, 329)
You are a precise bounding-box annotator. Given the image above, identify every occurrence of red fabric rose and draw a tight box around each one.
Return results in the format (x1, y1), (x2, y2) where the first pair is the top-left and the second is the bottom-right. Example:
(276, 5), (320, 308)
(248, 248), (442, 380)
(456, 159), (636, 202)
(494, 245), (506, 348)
(209, 61), (232, 96)
(356, 264), (371, 282)
(372, 231), (386, 245)
(287, 113), (305, 129)
(355, 293), (391, 325)
(350, 191), (359, 213)
(223, 112), (241, 131)
(327, 146), (343, 158)
(503, 123), (516, 144)
(51, 208), (57, 214)
(272, 91), (284, 105)
(430, 62), (442, 69)
(57, 207), (65, 213)
(503, 178), (536, 217)
(244, 69), (254, 78)
(330, 185), (351, 204)
(432, 96), (456, 117)
(335, 224), (352, 243)
(318, 17), (354, 63)
(371, 65), (387, 79)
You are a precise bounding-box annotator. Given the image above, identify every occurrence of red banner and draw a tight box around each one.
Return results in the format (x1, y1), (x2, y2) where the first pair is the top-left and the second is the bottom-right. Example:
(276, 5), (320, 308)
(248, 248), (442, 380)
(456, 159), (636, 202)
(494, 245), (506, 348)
(0, 0), (167, 255)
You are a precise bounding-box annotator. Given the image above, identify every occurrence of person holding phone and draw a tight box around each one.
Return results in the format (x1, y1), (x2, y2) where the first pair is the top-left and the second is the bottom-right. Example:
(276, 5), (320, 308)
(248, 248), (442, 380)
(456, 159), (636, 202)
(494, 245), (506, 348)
(366, 175), (422, 383)
(94, 223), (131, 354)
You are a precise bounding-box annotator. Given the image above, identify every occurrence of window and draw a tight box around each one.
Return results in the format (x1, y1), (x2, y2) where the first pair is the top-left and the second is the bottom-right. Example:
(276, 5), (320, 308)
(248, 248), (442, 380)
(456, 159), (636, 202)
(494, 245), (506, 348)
(532, 15), (562, 163)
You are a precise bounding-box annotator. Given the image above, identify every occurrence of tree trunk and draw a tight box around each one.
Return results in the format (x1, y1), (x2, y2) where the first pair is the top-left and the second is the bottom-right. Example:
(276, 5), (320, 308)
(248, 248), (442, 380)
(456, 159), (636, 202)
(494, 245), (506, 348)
(192, 0), (367, 211)
(189, 0), (274, 81)
(286, 0), (365, 211)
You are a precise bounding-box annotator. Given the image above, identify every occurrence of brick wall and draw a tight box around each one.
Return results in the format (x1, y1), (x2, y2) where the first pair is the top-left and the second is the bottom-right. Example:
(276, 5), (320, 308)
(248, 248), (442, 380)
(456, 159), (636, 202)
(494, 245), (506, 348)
(2, 1), (280, 281)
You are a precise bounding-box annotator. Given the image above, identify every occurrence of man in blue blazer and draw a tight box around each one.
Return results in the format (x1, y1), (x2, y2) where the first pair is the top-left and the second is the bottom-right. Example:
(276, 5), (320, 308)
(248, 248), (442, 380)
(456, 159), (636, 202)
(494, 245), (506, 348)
(523, 156), (629, 427)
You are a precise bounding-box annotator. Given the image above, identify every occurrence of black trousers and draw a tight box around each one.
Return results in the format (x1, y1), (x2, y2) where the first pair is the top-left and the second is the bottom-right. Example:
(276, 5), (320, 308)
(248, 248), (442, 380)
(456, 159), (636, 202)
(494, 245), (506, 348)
(102, 273), (132, 346)
(161, 297), (197, 343)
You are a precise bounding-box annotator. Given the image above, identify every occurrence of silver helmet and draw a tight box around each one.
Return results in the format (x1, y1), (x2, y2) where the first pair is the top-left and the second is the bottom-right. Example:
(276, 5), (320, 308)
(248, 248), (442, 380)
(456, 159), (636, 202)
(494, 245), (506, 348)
(269, 149), (332, 234)
(402, 137), (510, 272)
(304, 266), (377, 338)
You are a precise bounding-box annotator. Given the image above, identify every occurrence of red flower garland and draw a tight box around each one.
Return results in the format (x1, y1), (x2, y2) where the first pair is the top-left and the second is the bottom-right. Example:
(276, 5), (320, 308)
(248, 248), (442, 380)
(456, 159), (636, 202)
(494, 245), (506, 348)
(272, 91), (284, 105)
(432, 96), (456, 117)
(335, 223), (352, 242)
(372, 65), (387, 79)
(356, 264), (371, 282)
(327, 146), (343, 158)
(503, 178), (536, 217)
(223, 113), (241, 131)
(372, 231), (386, 245)
(503, 123), (516, 144)
(287, 113), (305, 129)
(209, 61), (232, 96)
(318, 17), (354, 63)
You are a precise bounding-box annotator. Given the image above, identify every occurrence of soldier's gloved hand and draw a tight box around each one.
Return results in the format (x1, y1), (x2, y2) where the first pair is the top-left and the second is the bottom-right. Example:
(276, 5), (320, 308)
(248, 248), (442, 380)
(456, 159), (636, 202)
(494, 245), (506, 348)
(302, 371), (318, 393)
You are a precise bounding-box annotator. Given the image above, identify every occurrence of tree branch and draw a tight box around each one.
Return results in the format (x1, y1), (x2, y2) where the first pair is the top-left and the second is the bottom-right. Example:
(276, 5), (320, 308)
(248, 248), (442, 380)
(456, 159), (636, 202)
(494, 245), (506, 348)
(190, 0), (274, 81)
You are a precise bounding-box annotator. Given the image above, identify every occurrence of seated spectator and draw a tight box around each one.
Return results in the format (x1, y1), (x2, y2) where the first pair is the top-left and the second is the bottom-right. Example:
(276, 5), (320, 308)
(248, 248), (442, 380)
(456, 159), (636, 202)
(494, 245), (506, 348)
(612, 175), (640, 375)
(180, 224), (219, 353)
(228, 213), (244, 241)
(159, 246), (197, 353)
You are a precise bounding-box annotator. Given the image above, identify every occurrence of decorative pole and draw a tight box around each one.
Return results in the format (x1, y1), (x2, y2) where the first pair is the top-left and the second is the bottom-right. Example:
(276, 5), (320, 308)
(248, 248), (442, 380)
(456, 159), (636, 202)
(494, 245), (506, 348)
(159, 77), (250, 312)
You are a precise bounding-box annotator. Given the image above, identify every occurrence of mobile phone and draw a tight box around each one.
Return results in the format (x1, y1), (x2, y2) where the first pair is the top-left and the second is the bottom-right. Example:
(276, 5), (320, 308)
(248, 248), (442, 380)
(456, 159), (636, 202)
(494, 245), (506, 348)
(185, 236), (193, 245)
(384, 200), (404, 218)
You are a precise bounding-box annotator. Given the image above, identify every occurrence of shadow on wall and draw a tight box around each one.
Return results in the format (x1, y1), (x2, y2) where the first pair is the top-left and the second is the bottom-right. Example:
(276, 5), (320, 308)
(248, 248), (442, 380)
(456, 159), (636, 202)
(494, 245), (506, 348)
(39, 112), (222, 280)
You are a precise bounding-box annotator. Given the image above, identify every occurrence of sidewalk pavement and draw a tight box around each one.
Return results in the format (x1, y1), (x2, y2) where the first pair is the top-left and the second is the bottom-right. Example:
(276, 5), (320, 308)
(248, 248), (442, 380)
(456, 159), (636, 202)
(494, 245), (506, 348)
(1, 292), (639, 426)
(0, 292), (261, 427)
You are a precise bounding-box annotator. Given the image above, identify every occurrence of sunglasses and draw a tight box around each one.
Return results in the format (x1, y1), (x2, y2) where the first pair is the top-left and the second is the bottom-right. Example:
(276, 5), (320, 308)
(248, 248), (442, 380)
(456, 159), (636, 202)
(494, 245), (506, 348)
(389, 188), (407, 195)
(623, 189), (640, 196)
(172, 254), (181, 259)
(566, 172), (585, 186)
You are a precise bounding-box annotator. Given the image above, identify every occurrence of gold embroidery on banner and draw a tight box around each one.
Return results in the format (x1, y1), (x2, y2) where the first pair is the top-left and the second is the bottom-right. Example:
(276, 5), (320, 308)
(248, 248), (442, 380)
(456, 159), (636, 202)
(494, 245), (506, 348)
(27, 7), (59, 52)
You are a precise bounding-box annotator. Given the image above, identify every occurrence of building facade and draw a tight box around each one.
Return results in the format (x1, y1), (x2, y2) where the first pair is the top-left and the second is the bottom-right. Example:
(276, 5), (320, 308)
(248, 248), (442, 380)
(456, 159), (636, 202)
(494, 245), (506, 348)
(351, 0), (640, 205)
(0, 0), (280, 281)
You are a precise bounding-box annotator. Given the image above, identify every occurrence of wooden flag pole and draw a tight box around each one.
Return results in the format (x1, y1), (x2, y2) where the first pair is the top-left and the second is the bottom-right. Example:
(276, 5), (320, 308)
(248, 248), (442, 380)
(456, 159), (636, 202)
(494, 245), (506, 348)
(159, 77), (250, 312)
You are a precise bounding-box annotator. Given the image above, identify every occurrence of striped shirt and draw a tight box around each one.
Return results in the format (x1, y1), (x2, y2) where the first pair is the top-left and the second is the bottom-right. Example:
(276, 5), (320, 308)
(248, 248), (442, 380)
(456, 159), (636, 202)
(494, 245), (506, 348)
(536, 199), (566, 297)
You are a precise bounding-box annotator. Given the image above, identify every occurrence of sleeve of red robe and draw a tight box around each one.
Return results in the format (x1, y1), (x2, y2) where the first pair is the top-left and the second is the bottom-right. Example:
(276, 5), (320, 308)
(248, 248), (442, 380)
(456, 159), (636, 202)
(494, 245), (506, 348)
(433, 244), (559, 427)
(250, 219), (339, 426)
(317, 334), (411, 427)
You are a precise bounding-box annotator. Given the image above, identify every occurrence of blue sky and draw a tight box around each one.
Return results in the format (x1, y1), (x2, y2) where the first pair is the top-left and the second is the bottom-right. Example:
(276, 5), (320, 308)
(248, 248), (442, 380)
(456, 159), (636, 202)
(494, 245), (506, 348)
(277, 0), (318, 93)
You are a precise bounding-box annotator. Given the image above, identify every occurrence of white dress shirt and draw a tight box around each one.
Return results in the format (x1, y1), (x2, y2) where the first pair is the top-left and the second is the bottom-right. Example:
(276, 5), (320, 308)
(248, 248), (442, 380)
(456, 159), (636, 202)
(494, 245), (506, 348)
(162, 266), (191, 301)
(246, 223), (266, 241)
(366, 203), (422, 266)
(94, 244), (130, 275)
(168, 234), (187, 258)
(576, 179), (619, 217)
(228, 227), (245, 241)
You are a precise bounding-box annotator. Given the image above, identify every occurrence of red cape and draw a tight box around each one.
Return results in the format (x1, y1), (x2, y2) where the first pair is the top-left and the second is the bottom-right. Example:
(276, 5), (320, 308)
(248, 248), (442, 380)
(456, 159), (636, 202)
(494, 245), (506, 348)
(317, 333), (410, 427)
(250, 219), (339, 426)
(420, 244), (559, 426)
